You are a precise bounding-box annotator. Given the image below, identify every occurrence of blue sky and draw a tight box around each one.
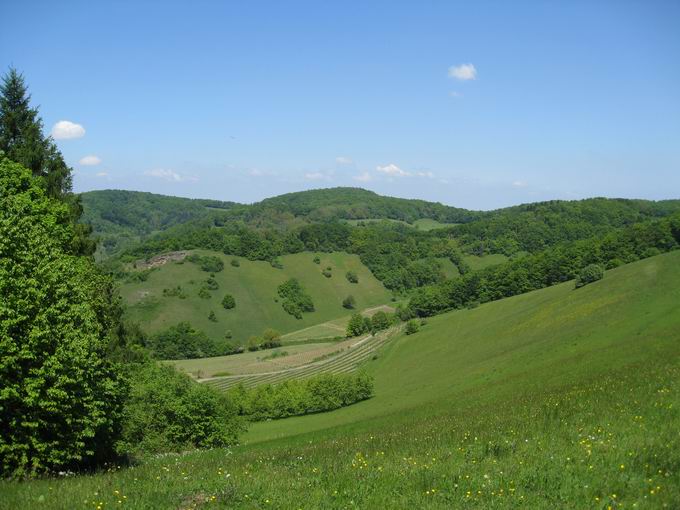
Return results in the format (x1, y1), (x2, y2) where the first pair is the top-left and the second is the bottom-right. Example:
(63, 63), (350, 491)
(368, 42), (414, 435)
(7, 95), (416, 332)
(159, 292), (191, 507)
(2, 1), (679, 209)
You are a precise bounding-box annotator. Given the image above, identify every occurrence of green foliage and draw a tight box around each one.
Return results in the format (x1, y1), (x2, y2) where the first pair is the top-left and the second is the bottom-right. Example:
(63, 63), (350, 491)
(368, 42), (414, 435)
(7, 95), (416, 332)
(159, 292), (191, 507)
(346, 313), (369, 337)
(0, 157), (126, 477)
(409, 217), (680, 317)
(230, 258), (240, 267)
(187, 253), (224, 272)
(261, 328), (282, 349)
(322, 268), (332, 278)
(313, 255), (321, 264)
(370, 311), (392, 333)
(205, 276), (219, 290)
(247, 336), (262, 352)
(118, 361), (242, 456)
(405, 319), (419, 335)
(575, 263), (605, 288)
(342, 295), (356, 309)
(221, 293), (236, 309)
(228, 372), (374, 421)
(277, 278), (315, 319)
(345, 270), (358, 283)
(147, 322), (218, 359)
(197, 287), (211, 299)
(162, 285), (186, 298)
(208, 310), (217, 322)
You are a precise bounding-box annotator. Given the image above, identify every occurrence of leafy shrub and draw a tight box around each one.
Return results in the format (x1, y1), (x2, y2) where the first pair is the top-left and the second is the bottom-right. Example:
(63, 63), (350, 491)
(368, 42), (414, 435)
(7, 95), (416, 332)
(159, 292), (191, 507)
(147, 322), (217, 359)
(247, 336), (262, 352)
(228, 372), (374, 421)
(277, 278), (314, 319)
(345, 270), (358, 283)
(118, 361), (243, 456)
(261, 328), (282, 349)
(205, 276), (219, 290)
(342, 295), (356, 309)
(198, 287), (211, 299)
(187, 254), (224, 273)
(405, 319), (419, 335)
(322, 268), (332, 278)
(313, 256), (321, 264)
(370, 311), (392, 333)
(346, 312), (368, 337)
(163, 285), (187, 298)
(575, 263), (605, 289)
(208, 310), (217, 322)
(222, 293), (236, 309)
(270, 258), (284, 269)
(230, 258), (240, 267)
(0, 157), (127, 476)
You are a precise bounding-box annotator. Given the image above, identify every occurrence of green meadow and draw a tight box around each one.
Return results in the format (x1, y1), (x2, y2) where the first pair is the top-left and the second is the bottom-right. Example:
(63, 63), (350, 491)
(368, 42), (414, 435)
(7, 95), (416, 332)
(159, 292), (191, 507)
(5, 251), (678, 508)
(119, 251), (391, 344)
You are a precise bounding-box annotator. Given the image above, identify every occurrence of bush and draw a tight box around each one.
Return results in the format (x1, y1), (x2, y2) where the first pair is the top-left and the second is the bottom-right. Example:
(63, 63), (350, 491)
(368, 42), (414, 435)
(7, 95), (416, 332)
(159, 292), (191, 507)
(345, 270), (358, 283)
(313, 256), (321, 264)
(262, 328), (282, 349)
(322, 268), (332, 278)
(270, 258), (284, 269)
(370, 311), (391, 333)
(118, 361), (243, 456)
(346, 312), (368, 337)
(147, 322), (217, 359)
(405, 319), (419, 335)
(163, 285), (186, 298)
(205, 276), (219, 290)
(575, 263), (605, 289)
(0, 157), (127, 476)
(198, 287), (211, 299)
(228, 372), (374, 421)
(221, 293), (236, 309)
(208, 310), (217, 322)
(247, 336), (262, 352)
(342, 295), (356, 309)
(187, 254), (224, 273)
(230, 258), (240, 267)
(277, 278), (314, 319)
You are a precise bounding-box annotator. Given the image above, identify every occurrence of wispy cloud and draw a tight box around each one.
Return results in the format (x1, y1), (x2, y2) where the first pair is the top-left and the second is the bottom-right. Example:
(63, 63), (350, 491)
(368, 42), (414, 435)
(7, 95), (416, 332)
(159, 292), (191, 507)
(336, 156), (353, 165)
(416, 171), (435, 179)
(51, 120), (86, 139)
(144, 168), (197, 182)
(96, 172), (108, 177)
(448, 63), (477, 81)
(304, 171), (332, 181)
(512, 180), (528, 188)
(353, 172), (373, 182)
(376, 163), (410, 177)
(78, 155), (101, 166)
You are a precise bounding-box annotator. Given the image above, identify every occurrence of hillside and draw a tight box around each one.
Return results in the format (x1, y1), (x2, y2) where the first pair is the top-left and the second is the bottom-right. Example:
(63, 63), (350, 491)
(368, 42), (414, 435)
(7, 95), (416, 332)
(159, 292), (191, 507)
(120, 250), (392, 346)
(5, 252), (679, 508)
(80, 190), (237, 257)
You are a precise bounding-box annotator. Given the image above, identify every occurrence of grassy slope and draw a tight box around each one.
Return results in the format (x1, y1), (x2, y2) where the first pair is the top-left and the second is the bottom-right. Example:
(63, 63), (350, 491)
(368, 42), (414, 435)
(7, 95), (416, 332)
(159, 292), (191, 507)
(120, 250), (391, 344)
(3, 253), (679, 508)
(247, 250), (680, 443)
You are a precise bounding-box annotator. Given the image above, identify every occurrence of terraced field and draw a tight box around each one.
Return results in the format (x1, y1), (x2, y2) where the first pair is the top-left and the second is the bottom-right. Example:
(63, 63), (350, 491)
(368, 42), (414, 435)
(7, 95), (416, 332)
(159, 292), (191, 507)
(203, 326), (398, 391)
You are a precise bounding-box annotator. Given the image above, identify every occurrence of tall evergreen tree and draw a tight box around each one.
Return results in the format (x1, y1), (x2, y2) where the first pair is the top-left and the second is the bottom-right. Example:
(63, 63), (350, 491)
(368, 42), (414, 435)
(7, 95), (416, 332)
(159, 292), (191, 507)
(0, 68), (95, 255)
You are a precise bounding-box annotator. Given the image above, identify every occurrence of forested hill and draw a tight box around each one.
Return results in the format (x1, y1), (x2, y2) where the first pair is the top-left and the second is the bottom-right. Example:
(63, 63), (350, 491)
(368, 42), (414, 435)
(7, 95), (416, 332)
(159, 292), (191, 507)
(242, 187), (483, 223)
(80, 190), (237, 256)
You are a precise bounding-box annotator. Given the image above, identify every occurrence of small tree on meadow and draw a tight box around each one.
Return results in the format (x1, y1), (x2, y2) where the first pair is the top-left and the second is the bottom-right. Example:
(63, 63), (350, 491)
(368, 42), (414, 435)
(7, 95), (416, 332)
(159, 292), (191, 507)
(261, 328), (282, 349)
(575, 263), (604, 289)
(345, 271), (358, 283)
(247, 336), (262, 352)
(405, 319), (419, 335)
(346, 312), (367, 337)
(342, 295), (356, 309)
(222, 293), (236, 309)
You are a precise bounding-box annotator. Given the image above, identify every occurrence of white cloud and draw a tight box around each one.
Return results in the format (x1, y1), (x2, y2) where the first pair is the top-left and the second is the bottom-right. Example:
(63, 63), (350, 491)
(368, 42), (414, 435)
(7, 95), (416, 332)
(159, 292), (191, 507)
(449, 91), (462, 98)
(353, 172), (373, 182)
(416, 171), (435, 179)
(512, 180), (528, 188)
(448, 63), (477, 81)
(304, 172), (331, 181)
(144, 168), (197, 182)
(51, 120), (85, 139)
(376, 163), (411, 177)
(78, 155), (101, 166)
(96, 172), (108, 177)
(336, 156), (353, 165)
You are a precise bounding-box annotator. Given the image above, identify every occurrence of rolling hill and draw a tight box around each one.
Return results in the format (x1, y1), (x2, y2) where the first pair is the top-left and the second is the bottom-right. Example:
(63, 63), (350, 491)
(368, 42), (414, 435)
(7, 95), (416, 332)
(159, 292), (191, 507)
(120, 250), (392, 345)
(5, 251), (679, 508)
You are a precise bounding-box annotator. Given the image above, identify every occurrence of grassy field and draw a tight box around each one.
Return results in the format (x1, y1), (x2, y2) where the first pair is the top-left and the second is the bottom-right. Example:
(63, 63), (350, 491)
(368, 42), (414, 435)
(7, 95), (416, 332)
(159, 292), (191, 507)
(3, 252), (679, 508)
(119, 251), (391, 345)
(342, 218), (458, 231)
(464, 253), (508, 271)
